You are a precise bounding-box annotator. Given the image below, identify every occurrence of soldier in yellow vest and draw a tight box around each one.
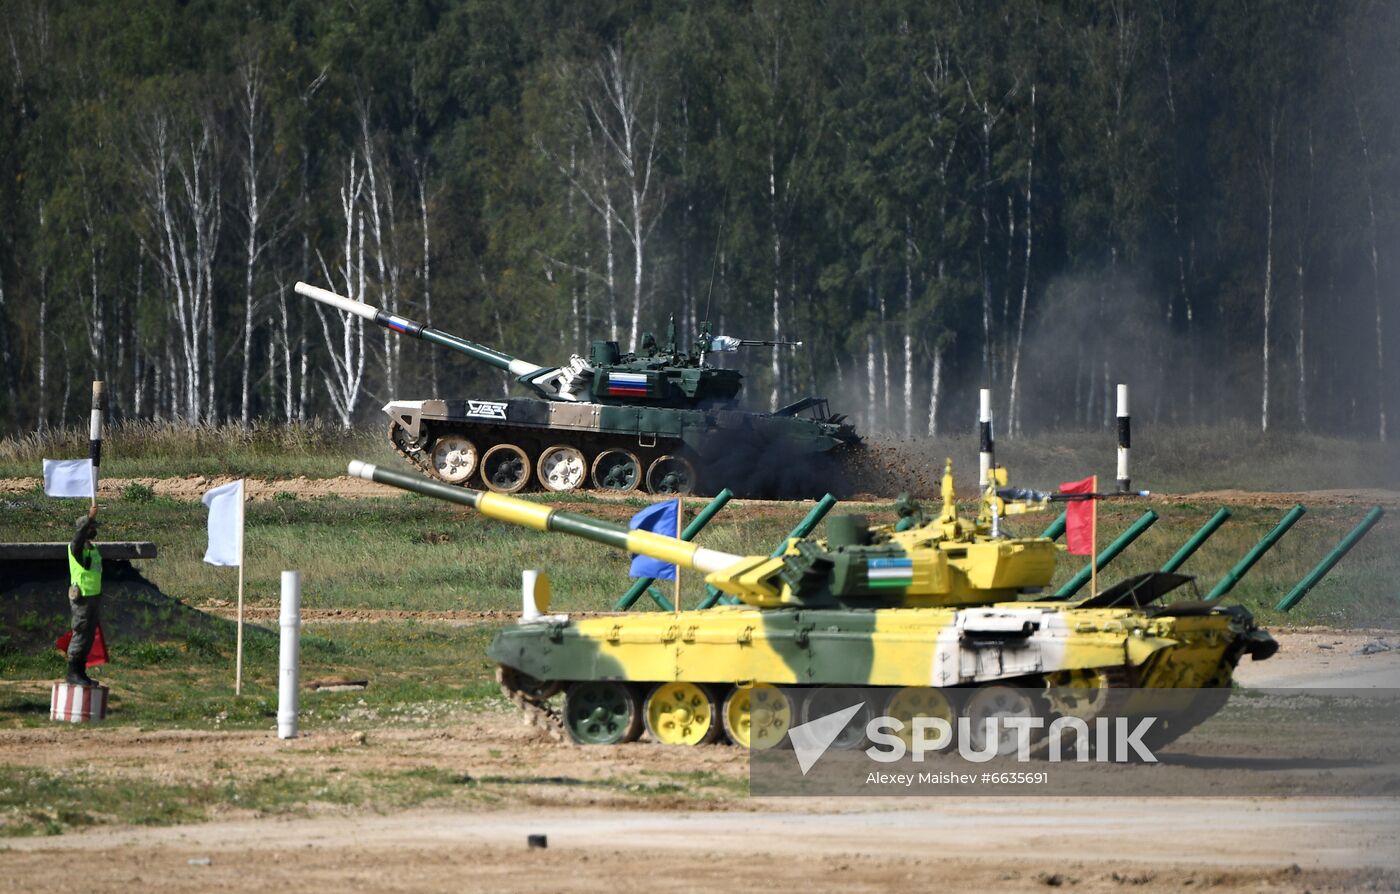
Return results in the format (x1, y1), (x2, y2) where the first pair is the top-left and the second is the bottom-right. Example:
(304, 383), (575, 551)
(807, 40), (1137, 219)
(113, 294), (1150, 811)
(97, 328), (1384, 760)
(66, 508), (102, 687)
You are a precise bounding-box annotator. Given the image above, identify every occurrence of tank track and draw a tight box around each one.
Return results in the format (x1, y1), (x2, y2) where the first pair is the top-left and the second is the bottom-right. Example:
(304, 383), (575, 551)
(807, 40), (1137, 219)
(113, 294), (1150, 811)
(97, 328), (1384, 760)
(388, 420), (436, 477)
(1039, 666), (1233, 756)
(387, 418), (856, 498)
(488, 664), (1235, 752)
(496, 665), (566, 742)
(1036, 668), (1232, 761)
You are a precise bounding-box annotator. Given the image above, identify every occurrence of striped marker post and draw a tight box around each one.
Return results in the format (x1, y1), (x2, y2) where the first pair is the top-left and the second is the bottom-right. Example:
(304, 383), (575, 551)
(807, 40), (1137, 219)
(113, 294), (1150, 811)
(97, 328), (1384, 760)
(51, 682), (108, 723)
(89, 381), (105, 509)
(978, 388), (994, 488)
(1115, 384), (1130, 493)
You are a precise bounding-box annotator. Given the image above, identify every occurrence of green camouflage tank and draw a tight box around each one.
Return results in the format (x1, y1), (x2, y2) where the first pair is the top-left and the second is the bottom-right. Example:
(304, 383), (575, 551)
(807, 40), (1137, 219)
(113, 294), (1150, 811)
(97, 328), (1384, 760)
(297, 282), (861, 497)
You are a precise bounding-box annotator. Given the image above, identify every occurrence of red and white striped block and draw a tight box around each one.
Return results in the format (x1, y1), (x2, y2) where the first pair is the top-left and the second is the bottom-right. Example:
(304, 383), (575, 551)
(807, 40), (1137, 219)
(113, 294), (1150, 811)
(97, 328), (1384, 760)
(50, 682), (108, 723)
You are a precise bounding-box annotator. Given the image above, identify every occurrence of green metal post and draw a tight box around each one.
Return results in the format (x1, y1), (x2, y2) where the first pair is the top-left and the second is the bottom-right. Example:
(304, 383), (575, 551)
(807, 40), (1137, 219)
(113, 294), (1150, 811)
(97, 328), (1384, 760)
(700, 493), (839, 609)
(1052, 510), (1160, 598)
(1160, 508), (1232, 573)
(644, 586), (674, 611)
(772, 494), (840, 554)
(614, 488), (733, 610)
(1276, 506), (1385, 612)
(1204, 504), (1306, 601)
(1040, 512), (1067, 541)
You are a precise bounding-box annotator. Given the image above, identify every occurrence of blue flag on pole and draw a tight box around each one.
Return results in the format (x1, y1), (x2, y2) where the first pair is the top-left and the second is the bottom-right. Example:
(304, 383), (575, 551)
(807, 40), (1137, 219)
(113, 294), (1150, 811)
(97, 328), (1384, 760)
(628, 499), (679, 580)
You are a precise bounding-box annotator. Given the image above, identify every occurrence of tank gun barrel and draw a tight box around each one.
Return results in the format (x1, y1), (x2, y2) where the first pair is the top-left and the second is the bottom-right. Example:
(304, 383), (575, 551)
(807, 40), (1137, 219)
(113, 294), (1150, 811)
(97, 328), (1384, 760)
(295, 282), (544, 379)
(995, 486), (1150, 504)
(705, 334), (803, 352)
(347, 460), (742, 575)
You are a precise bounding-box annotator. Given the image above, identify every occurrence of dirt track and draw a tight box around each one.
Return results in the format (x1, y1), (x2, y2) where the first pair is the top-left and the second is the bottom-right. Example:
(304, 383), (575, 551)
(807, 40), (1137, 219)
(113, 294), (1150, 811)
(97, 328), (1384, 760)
(3, 471), (1397, 891)
(3, 629), (1399, 891)
(1, 800), (1396, 893)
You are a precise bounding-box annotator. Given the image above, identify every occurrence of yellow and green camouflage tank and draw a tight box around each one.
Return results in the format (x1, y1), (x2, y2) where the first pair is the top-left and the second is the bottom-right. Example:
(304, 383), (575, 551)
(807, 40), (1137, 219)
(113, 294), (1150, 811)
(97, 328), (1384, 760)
(348, 459), (1278, 749)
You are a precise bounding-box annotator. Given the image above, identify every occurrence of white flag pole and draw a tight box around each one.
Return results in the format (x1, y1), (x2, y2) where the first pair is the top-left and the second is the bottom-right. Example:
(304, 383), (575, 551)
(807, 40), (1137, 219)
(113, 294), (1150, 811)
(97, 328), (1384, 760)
(235, 483), (246, 695)
(674, 496), (683, 614)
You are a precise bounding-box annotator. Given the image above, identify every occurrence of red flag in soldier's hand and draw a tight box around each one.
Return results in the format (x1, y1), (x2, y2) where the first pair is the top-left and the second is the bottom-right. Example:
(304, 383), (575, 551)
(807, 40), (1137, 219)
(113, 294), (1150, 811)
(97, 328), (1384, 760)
(54, 624), (108, 667)
(1060, 477), (1096, 556)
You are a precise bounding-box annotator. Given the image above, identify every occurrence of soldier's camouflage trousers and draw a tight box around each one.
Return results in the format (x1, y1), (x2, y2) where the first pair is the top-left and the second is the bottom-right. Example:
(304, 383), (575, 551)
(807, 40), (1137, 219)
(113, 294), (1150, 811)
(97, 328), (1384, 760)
(67, 592), (102, 664)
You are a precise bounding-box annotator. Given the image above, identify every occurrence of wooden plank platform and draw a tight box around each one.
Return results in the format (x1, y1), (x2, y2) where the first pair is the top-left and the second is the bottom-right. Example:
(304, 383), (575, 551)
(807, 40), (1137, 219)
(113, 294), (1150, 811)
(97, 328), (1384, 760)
(0, 542), (158, 561)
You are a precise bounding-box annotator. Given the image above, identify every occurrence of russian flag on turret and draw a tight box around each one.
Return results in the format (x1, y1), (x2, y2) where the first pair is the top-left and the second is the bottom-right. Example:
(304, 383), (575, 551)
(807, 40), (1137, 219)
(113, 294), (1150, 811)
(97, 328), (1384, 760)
(606, 372), (649, 397)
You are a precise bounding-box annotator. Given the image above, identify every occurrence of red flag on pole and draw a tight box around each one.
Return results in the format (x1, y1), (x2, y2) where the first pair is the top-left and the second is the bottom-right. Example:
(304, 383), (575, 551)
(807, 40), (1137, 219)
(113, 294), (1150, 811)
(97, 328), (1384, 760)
(55, 624), (108, 667)
(1061, 476), (1096, 556)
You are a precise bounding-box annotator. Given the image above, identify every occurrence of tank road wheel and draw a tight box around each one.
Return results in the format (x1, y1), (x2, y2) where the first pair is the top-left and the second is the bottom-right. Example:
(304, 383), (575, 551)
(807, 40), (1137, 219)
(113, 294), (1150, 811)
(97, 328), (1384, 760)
(963, 685), (1044, 757)
(885, 687), (958, 753)
(1043, 667), (1126, 721)
(591, 448), (642, 493)
(644, 682), (721, 746)
(537, 444), (588, 492)
(563, 681), (643, 745)
(429, 435), (478, 484)
(481, 444), (532, 493)
(722, 683), (793, 750)
(645, 454), (696, 495)
(799, 687), (875, 751)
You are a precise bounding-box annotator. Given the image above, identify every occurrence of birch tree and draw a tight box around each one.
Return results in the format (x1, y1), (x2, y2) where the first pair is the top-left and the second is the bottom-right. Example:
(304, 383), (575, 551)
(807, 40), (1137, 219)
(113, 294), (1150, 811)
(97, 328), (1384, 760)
(1344, 34), (1387, 441)
(1007, 84), (1036, 437)
(358, 101), (407, 399)
(413, 154), (437, 392)
(134, 110), (222, 423)
(1258, 110), (1279, 433)
(234, 49), (285, 426)
(586, 47), (665, 351)
(314, 152), (369, 428)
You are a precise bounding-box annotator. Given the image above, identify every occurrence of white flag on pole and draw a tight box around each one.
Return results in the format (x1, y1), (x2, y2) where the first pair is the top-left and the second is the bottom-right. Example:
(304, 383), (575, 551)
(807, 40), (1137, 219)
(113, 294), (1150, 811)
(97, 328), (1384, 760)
(42, 458), (95, 498)
(203, 480), (244, 567)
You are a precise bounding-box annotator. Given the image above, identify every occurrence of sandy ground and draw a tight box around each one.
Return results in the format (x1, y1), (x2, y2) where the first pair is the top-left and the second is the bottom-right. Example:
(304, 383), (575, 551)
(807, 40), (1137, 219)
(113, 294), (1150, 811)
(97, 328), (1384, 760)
(3, 629), (1399, 891)
(1234, 628), (1400, 688)
(1, 801), (1397, 893)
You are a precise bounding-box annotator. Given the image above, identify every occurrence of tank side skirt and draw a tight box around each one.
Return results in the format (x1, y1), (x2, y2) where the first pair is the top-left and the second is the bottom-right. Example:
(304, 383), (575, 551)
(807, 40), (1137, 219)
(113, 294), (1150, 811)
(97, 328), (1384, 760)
(492, 605), (1234, 689)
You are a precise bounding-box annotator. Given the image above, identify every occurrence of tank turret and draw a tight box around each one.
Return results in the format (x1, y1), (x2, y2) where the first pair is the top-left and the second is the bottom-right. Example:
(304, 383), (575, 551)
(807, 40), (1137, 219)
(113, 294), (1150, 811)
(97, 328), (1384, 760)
(348, 458), (1059, 608)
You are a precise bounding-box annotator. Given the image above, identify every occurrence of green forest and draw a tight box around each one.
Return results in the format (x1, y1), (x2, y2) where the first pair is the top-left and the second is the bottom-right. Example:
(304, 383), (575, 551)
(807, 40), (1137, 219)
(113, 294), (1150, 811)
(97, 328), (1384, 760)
(0, 0), (1395, 439)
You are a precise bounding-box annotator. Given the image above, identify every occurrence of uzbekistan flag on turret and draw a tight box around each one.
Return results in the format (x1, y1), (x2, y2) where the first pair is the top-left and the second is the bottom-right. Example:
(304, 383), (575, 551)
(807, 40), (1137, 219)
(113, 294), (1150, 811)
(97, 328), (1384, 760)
(866, 556), (914, 588)
(606, 372), (650, 397)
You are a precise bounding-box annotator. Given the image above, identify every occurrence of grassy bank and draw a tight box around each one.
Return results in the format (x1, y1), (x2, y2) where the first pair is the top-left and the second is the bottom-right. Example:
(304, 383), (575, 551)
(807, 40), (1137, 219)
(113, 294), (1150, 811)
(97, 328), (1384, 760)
(3, 419), (1400, 493)
(0, 620), (503, 729)
(0, 486), (1394, 627)
(0, 421), (399, 480)
(0, 616), (741, 836)
(1, 481), (1394, 838)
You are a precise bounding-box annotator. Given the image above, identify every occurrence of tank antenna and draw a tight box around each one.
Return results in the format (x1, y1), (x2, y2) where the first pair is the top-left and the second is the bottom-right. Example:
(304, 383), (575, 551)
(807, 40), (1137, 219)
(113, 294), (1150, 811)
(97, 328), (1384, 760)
(703, 190), (728, 323)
